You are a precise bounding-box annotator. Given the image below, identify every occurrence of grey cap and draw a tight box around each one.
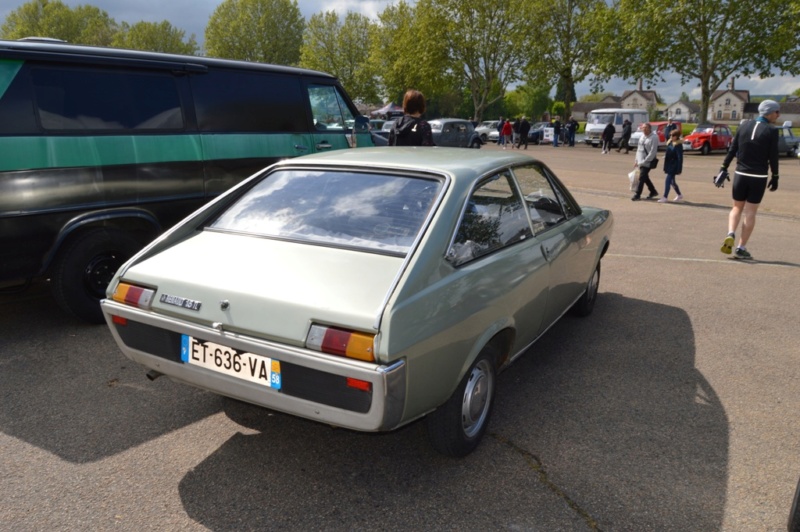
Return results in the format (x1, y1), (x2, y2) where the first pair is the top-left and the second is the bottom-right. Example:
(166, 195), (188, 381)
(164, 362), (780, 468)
(758, 99), (780, 116)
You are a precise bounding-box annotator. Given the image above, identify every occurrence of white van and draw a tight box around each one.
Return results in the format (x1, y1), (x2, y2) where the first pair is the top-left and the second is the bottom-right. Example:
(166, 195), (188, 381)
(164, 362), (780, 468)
(584, 108), (648, 147)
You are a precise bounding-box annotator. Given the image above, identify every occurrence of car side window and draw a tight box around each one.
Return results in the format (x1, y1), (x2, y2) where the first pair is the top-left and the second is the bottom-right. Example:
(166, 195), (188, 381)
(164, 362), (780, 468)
(511, 163), (569, 235)
(447, 171), (532, 266)
(308, 85), (355, 132)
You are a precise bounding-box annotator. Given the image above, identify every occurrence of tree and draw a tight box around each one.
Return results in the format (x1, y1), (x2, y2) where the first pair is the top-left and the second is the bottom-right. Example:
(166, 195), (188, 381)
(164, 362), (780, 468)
(521, 0), (610, 119)
(205, 0), (304, 65)
(112, 21), (198, 55)
(508, 84), (552, 121)
(611, 0), (800, 122)
(420, 0), (530, 122)
(300, 11), (379, 103)
(1, 0), (117, 46)
(371, 1), (455, 106)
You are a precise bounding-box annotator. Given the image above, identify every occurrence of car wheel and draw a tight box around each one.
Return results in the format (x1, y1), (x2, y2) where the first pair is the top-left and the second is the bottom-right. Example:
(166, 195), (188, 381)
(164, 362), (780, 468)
(790, 476), (800, 532)
(425, 344), (498, 457)
(51, 228), (144, 324)
(700, 142), (710, 155)
(480, 134), (487, 143)
(471, 139), (481, 149)
(570, 262), (601, 317)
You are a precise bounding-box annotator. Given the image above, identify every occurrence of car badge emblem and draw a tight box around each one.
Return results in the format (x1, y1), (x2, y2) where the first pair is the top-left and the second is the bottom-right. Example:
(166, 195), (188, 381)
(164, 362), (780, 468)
(159, 293), (201, 311)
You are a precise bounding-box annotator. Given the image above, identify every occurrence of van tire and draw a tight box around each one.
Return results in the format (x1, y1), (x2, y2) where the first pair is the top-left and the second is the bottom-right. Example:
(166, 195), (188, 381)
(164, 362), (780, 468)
(51, 228), (144, 324)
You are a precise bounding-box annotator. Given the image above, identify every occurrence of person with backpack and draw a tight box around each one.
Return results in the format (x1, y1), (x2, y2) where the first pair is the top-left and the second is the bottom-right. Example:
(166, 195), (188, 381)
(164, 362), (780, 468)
(389, 89), (434, 146)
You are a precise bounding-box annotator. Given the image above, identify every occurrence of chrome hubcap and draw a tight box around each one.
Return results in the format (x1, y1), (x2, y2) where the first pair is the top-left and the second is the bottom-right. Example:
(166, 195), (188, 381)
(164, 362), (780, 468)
(461, 359), (494, 438)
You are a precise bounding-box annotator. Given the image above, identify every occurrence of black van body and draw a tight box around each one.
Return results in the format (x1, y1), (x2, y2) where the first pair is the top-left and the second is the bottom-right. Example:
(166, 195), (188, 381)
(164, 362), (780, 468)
(0, 40), (372, 322)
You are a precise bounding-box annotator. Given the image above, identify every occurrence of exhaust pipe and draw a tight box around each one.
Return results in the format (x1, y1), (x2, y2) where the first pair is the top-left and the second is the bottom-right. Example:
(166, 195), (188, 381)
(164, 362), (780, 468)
(146, 370), (163, 381)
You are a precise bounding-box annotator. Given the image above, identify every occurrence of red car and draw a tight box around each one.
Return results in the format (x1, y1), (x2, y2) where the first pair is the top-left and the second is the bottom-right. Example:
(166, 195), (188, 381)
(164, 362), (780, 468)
(682, 123), (733, 155)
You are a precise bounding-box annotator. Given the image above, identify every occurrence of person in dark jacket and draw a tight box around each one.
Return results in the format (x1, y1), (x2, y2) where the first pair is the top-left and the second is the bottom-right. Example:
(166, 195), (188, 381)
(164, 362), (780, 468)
(617, 119), (632, 153)
(565, 116), (579, 147)
(601, 122), (615, 153)
(658, 128), (684, 202)
(551, 117), (562, 147)
(389, 89), (434, 146)
(517, 116), (531, 149)
(717, 99), (781, 259)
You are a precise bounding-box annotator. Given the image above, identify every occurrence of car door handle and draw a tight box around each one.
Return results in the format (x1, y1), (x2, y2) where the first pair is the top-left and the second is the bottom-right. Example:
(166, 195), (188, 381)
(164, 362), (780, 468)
(316, 141), (333, 150)
(541, 244), (552, 261)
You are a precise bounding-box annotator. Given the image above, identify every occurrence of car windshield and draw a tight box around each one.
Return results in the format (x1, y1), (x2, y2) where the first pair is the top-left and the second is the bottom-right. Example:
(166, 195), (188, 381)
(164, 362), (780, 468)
(694, 125), (714, 133)
(589, 113), (615, 125)
(210, 169), (442, 255)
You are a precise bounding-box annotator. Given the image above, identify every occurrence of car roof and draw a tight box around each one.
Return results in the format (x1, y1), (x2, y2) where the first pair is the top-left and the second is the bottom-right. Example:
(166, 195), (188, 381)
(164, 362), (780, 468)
(429, 118), (468, 124)
(274, 147), (531, 186)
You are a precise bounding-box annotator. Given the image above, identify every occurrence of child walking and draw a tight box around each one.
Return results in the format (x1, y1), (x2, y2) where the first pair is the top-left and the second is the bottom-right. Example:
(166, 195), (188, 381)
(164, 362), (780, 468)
(659, 129), (684, 202)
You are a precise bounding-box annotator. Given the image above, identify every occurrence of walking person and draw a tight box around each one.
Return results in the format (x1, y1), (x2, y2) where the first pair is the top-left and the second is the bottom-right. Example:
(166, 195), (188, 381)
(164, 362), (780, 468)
(501, 119), (513, 149)
(658, 129), (684, 202)
(389, 89), (434, 146)
(565, 116), (579, 147)
(616, 119), (632, 153)
(717, 99), (781, 260)
(552, 116), (561, 147)
(497, 117), (505, 147)
(631, 122), (660, 201)
(512, 118), (520, 148)
(517, 116), (531, 149)
(601, 121), (615, 154)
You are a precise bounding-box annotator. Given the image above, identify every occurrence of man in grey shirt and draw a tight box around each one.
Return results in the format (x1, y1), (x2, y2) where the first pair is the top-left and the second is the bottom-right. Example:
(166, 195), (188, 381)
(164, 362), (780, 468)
(631, 122), (660, 200)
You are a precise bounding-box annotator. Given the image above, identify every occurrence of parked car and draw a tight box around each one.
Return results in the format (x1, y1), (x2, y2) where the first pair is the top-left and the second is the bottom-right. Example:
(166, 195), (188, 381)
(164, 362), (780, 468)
(527, 122), (551, 144)
(777, 121), (799, 157)
(630, 120), (683, 149)
(682, 123), (733, 155)
(101, 148), (613, 457)
(372, 120), (395, 140)
(475, 120), (500, 143)
(790, 475), (800, 532)
(429, 118), (482, 148)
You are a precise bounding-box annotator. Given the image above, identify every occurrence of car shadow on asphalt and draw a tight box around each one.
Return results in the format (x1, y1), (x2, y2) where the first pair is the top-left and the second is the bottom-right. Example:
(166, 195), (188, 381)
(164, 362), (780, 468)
(0, 281), (224, 463)
(177, 293), (728, 530)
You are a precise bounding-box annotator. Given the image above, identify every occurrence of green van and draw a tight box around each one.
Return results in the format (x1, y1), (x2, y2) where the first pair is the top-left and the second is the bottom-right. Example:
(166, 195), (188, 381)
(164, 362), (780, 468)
(0, 39), (374, 323)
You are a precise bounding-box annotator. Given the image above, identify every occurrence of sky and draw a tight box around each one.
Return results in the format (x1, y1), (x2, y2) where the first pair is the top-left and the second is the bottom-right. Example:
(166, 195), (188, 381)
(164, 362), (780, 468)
(1, 0), (798, 104)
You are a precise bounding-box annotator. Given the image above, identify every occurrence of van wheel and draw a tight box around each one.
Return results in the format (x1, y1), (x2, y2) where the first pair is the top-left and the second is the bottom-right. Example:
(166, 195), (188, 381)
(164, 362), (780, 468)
(51, 228), (144, 324)
(700, 143), (710, 155)
(425, 344), (497, 457)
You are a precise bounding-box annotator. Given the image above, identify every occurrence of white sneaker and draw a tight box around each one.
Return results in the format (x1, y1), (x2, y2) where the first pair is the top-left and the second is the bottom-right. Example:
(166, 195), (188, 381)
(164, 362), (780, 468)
(673, 194), (683, 202)
(657, 197), (668, 203)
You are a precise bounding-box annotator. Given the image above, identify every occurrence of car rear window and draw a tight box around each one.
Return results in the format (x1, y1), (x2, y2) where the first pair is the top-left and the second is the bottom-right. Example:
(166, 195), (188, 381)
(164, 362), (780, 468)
(209, 169), (442, 255)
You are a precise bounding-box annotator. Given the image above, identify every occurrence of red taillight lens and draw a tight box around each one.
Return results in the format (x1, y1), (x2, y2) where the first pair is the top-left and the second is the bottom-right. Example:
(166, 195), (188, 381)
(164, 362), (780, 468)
(306, 324), (376, 362)
(346, 377), (372, 392)
(112, 282), (155, 309)
(112, 315), (128, 326)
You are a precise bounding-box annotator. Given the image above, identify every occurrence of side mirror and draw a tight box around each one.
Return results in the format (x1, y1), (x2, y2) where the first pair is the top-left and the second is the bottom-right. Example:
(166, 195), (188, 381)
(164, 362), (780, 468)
(348, 115), (370, 148)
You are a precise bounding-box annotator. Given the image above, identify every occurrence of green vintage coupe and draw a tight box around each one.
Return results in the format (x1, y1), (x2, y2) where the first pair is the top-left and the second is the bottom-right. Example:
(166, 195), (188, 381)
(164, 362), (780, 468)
(101, 147), (613, 456)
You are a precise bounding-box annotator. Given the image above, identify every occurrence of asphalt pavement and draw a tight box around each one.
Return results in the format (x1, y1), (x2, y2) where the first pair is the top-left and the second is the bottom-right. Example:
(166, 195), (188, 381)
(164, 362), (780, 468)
(1, 141), (799, 531)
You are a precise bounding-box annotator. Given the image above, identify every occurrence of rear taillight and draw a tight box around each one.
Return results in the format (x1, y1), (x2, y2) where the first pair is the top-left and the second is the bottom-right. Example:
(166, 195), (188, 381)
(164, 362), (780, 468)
(306, 324), (376, 362)
(112, 282), (155, 310)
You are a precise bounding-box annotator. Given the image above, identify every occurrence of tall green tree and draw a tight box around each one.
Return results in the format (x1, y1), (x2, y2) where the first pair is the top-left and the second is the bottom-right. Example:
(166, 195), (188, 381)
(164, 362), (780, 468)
(1, 0), (117, 46)
(610, 0), (800, 122)
(521, 0), (609, 119)
(205, 0), (304, 64)
(300, 11), (379, 103)
(112, 21), (198, 55)
(421, 0), (529, 122)
(371, 1), (455, 106)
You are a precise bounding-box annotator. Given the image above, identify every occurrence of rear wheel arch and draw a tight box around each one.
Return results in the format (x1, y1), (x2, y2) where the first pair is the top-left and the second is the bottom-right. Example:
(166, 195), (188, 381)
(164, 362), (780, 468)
(48, 214), (160, 323)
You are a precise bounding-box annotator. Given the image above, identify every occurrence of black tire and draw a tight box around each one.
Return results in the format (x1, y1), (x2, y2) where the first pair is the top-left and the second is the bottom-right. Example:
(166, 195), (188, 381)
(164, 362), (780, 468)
(425, 344), (497, 457)
(790, 476), (800, 532)
(51, 228), (144, 324)
(479, 134), (487, 143)
(700, 142), (710, 155)
(571, 262), (601, 317)
(470, 139), (481, 149)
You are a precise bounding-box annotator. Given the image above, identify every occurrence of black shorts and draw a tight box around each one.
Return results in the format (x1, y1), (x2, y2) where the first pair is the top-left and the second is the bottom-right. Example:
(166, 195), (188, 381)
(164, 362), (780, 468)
(732, 173), (767, 204)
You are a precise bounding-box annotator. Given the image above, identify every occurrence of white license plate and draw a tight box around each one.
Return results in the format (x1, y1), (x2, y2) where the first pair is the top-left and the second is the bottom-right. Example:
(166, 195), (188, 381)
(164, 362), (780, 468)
(181, 335), (281, 390)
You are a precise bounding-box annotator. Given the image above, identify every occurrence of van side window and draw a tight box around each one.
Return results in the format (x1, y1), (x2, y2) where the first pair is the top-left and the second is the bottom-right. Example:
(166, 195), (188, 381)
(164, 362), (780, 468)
(192, 71), (305, 133)
(308, 85), (355, 131)
(31, 67), (183, 131)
